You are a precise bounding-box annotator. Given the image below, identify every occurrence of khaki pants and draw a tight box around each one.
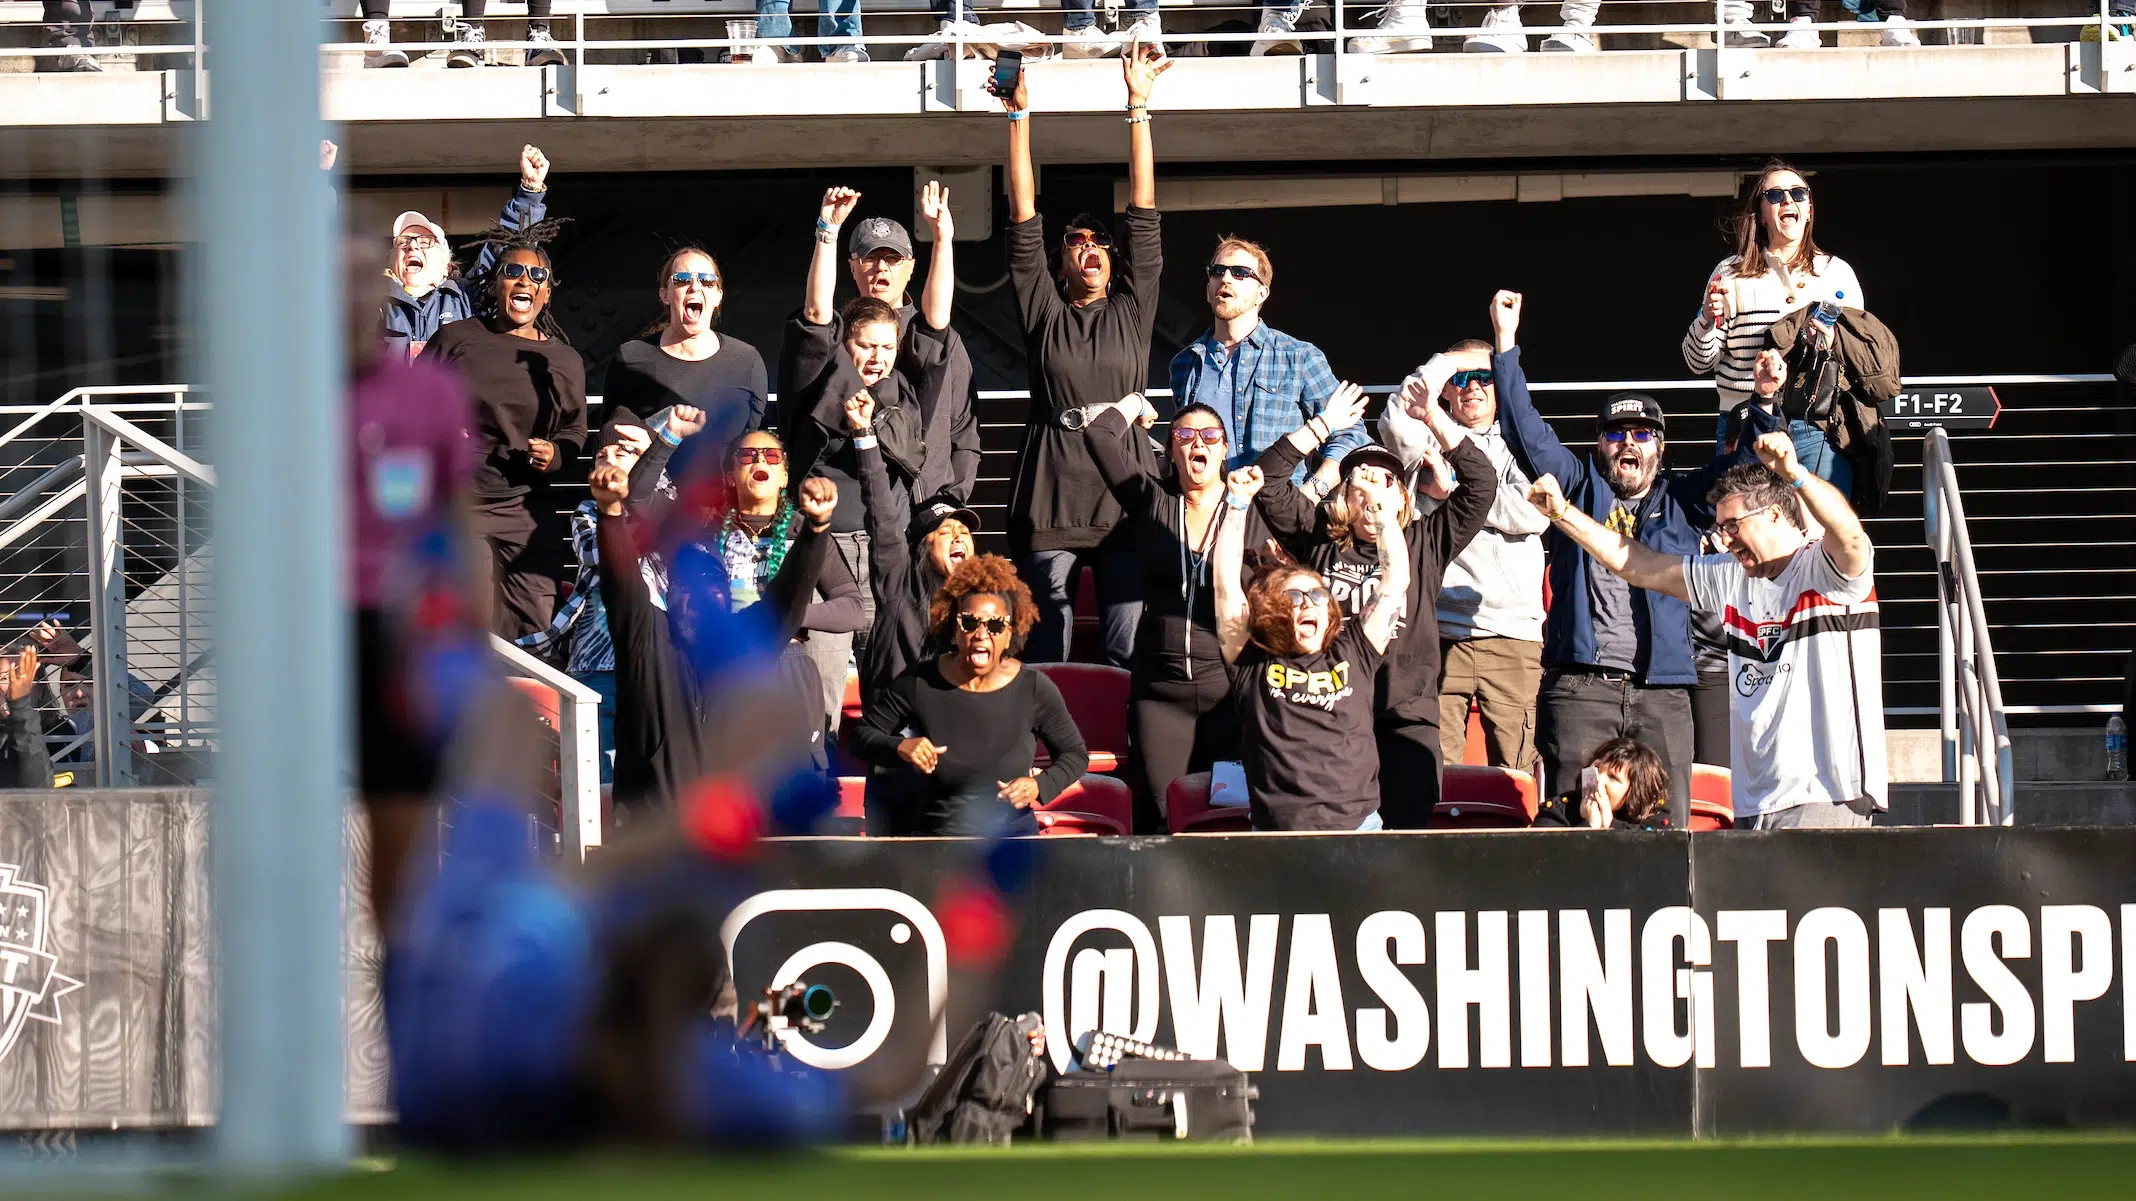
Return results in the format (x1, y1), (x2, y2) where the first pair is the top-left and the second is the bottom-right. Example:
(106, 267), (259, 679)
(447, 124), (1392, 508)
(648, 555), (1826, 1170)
(1437, 636), (1543, 770)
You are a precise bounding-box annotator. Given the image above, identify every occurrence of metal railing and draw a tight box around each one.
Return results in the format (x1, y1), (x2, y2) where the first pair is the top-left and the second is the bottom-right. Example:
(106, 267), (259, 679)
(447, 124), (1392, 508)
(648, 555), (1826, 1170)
(1922, 425), (2014, 826)
(0, 387), (603, 856)
(3, 0), (2133, 75)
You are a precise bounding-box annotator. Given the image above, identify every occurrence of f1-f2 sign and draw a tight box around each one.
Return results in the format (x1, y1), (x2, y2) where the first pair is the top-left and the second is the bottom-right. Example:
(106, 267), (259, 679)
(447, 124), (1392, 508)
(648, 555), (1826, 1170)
(1882, 386), (2001, 430)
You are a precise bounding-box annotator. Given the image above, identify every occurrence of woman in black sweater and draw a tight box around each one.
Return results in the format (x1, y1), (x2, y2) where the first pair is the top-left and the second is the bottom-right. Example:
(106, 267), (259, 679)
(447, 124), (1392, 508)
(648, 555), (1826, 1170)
(1252, 383), (1498, 828)
(419, 221), (587, 639)
(601, 246), (770, 456)
(1081, 394), (1273, 831)
(854, 556), (1088, 837)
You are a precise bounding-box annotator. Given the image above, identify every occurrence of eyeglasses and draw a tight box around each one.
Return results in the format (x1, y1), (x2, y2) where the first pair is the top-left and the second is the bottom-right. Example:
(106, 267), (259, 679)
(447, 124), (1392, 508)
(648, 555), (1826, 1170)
(1760, 186), (1812, 206)
(1062, 230), (1112, 250)
(1283, 586), (1331, 610)
(1171, 426), (1226, 446)
(393, 233), (439, 250)
(1205, 263), (1261, 283)
(500, 262), (553, 285)
(1712, 504), (1779, 541)
(956, 612), (1012, 636)
(1449, 369), (1494, 389)
(1601, 428), (1660, 444)
(670, 271), (720, 287)
(732, 447), (785, 466)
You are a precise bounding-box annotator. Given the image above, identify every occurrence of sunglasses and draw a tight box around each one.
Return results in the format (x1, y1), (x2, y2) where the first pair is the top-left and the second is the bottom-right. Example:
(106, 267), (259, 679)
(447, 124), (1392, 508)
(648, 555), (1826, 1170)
(1602, 428), (1660, 444)
(670, 271), (720, 287)
(1171, 426), (1226, 446)
(1712, 504), (1779, 541)
(1062, 230), (1112, 250)
(500, 262), (553, 285)
(393, 233), (439, 250)
(1205, 263), (1260, 283)
(732, 447), (786, 466)
(956, 612), (1012, 636)
(1760, 185), (1812, 206)
(1449, 369), (1494, 389)
(1283, 586), (1331, 609)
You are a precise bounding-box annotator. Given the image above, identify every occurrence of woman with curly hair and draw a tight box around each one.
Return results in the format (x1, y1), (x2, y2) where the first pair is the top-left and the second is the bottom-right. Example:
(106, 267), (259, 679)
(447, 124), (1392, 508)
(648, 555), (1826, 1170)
(1215, 464), (1409, 832)
(418, 217), (586, 638)
(853, 555), (1088, 836)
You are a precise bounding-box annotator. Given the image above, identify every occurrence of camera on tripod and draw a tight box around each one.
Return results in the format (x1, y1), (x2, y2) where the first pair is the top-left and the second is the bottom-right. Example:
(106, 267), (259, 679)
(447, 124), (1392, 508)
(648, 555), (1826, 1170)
(744, 982), (838, 1053)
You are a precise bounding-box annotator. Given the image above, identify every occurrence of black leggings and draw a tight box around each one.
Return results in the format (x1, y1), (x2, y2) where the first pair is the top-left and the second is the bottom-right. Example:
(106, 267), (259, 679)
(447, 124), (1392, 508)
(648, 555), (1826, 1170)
(1690, 664), (1732, 769)
(1128, 668), (1239, 834)
(1376, 718), (1444, 830)
(1787, 0), (1903, 14)
(460, 0), (555, 18)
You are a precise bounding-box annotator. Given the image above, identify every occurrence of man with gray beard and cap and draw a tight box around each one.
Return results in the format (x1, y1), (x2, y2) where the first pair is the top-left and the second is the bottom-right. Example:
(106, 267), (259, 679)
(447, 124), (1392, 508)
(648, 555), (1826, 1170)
(1488, 290), (1780, 828)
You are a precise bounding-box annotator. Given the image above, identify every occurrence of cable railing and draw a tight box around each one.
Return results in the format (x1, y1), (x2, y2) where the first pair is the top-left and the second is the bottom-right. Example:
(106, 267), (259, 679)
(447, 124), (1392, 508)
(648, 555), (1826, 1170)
(1922, 425), (2014, 826)
(0, 387), (602, 859)
(3, 0), (2131, 77)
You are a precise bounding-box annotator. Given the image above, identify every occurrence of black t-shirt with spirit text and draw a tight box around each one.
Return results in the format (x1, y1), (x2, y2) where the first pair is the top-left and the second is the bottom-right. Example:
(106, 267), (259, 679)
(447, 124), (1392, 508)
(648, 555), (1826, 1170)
(1228, 623), (1385, 831)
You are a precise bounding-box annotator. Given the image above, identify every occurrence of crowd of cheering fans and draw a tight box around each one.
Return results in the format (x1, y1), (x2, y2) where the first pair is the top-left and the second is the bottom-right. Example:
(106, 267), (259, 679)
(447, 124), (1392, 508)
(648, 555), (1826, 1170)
(328, 43), (1895, 924)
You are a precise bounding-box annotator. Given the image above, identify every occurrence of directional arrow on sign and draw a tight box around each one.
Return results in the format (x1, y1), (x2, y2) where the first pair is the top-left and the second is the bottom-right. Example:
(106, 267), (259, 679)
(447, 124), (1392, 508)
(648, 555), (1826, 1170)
(1881, 386), (2002, 431)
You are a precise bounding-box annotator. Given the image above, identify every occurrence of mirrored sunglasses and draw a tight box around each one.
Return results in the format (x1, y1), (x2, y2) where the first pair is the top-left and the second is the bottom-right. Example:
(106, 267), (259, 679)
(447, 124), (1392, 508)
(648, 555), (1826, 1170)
(1170, 426), (1227, 446)
(1450, 369), (1494, 389)
(1062, 230), (1112, 250)
(1602, 428), (1660, 444)
(733, 447), (786, 465)
(670, 271), (720, 287)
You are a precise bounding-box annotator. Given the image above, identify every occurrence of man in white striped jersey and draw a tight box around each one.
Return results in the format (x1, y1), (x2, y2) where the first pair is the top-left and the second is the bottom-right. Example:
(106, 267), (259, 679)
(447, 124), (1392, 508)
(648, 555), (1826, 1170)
(1526, 432), (1885, 828)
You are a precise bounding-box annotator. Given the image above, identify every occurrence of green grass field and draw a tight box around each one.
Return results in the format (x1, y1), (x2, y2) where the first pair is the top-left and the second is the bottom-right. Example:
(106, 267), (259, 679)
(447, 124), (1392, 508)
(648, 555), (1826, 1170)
(274, 1134), (2136, 1201)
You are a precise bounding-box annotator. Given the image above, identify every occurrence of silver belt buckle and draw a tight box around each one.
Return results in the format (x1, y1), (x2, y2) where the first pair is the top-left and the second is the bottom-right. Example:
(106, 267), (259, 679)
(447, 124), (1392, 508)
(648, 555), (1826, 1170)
(1059, 406), (1091, 432)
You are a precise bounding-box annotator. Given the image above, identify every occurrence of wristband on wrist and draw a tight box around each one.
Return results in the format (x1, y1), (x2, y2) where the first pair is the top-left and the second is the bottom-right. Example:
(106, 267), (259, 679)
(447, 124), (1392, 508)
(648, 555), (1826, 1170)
(1225, 492), (1251, 511)
(1006, 109), (1029, 122)
(852, 432), (879, 449)
(521, 180), (545, 193)
(1789, 470), (1810, 489)
(815, 218), (838, 235)
(654, 423), (682, 448)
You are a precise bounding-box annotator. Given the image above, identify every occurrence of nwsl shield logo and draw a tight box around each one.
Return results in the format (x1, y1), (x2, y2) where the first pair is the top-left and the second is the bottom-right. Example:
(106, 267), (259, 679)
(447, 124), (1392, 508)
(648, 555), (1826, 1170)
(0, 864), (83, 1065)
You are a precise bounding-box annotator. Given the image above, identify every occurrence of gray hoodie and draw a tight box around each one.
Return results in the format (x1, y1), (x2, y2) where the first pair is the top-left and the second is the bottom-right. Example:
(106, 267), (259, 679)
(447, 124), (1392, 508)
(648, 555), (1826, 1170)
(1380, 382), (1549, 644)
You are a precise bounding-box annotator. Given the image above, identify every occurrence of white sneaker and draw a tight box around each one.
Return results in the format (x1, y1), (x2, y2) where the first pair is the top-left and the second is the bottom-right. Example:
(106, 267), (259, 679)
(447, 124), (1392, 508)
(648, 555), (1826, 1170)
(525, 22), (566, 67)
(1540, 29), (1596, 50)
(1464, 5), (1526, 51)
(903, 19), (986, 61)
(1252, 5), (1304, 55)
(1777, 16), (1819, 47)
(826, 45), (871, 61)
(362, 18), (408, 68)
(1125, 13), (1163, 54)
(1879, 17), (1920, 45)
(1060, 26), (1113, 58)
(446, 20), (486, 67)
(1348, 1), (1433, 52)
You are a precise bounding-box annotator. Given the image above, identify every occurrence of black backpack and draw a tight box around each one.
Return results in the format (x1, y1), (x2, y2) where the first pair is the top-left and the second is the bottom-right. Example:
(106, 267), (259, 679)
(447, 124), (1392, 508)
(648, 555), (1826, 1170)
(905, 1012), (1048, 1145)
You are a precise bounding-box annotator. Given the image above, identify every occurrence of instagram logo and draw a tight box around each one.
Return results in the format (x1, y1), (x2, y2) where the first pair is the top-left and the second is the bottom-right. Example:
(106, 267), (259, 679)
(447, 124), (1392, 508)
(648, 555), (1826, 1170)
(721, 888), (949, 1071)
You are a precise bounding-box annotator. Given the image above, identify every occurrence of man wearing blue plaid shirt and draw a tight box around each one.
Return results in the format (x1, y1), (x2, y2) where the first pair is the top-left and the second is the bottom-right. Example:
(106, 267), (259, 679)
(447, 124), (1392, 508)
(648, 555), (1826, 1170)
(1169, 236), (1367, 500)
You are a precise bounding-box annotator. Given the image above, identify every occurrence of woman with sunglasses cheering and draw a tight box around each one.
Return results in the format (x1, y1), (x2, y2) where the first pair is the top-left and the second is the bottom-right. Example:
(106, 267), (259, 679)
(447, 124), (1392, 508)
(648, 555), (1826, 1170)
(382, 144), (552, 362)
(1683, 160), (1864, 415)
(997, 39), (1172, 668)
(418, 219), (586, 639)
(1251, 379), (1499, 828)
(853, 555), (1089, 836)
(1080, 393), (1274, 830)
(600, 246), (769, 456)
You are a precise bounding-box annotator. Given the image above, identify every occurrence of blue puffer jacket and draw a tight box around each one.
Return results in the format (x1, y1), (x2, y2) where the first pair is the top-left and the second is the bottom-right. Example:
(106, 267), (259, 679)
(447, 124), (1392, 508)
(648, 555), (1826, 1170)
(1494, 346), (1780, 687)
(381, 182), (549, 356)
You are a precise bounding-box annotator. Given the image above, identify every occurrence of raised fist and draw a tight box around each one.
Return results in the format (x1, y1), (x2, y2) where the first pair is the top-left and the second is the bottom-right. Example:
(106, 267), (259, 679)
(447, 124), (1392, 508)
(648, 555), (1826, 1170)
(589, 461), (631, 516)
(819, 187), (861, 228)
(1753, 431), (1801, 480)
(799, 475), (839, 527)
(520, 144), (550, 189)
(845, 389), (876, 432)
(669, 404), (706, 439)
(1527, 473), (1569, 520)
(1490, 290), (1522, 346)
(1752, 348), (1787, 399)
(1226, 465), (1265, 503)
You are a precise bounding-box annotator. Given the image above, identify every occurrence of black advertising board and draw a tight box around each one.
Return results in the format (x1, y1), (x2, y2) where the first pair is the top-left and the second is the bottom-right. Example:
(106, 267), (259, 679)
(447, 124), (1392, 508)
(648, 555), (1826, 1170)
(1882, 386), (2001, 430)
(730, 829), (2136, 1137)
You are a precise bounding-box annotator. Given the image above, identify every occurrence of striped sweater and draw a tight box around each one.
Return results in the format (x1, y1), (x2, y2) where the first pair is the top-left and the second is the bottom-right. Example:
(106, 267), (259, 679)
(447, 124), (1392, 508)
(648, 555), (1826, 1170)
(1681, 251), (1864, 412)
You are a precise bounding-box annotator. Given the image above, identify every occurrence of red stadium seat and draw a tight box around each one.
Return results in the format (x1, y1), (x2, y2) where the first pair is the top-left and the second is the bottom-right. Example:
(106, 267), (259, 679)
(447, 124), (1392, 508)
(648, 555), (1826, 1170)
(836, 775), (867, 822)
(1030, 662), (1129, 775)
(841, 672), (863, 727)
(1040, 774), (1131, 835)
(1690, 764), (1735, 831)
(1164, 772), (1253, 834)
(1434, 764), (1540, 829)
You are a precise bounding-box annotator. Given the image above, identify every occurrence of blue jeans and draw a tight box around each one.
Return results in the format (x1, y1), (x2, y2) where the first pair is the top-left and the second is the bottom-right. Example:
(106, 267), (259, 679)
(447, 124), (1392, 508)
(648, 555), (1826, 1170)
(758, 0), (859, 56)
(570, 668), (617, 786)
(1052, 0), (1156, 32)
(1787, 418), (1853, 500)
(1017, 548), (1142, 669)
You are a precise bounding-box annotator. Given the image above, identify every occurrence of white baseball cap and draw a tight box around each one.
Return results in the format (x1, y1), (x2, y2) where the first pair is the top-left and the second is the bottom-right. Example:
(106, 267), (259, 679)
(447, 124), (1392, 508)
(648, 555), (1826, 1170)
(392, 211), (447, 246)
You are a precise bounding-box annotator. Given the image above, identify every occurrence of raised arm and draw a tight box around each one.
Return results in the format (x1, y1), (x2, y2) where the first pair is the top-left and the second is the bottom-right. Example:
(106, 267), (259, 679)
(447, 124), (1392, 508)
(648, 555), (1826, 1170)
(917, 180), (955, 331)
(1528, 474), (1690, 602)
(1755, 432), (1870, 578)
(1000, 72), (1034, 224)
(759, 478), (838, 640)
(847, 391), (913, 597)
(805, 188), (861, 326)
(1380, 349), (1487, 470)
(1298, 348), (1367, 493)
(1123, 40), (1169, 212)
(1358, 499), (1411, 656)
(1213, 467), (1261, 664)
(1256, 381), (1366, 535)
(1673, 349), (1788, 522)
(0, 648), (52, 789)
(470, 145), (552, 282)
(1490, 339), (1583, 485)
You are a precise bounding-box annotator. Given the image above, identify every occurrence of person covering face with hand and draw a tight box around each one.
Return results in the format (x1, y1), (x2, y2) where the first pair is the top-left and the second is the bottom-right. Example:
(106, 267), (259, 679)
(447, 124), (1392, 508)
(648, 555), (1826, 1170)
(1525, 426), (1885, 829)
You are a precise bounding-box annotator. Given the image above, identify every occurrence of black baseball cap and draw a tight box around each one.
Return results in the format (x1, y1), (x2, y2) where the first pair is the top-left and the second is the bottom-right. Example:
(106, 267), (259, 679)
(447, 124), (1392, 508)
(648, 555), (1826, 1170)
(909, 494), (980, 544)
(1338, 444), (1409, 483)
(1598, 392), (1666, 433)
(848, 216), (914, 261)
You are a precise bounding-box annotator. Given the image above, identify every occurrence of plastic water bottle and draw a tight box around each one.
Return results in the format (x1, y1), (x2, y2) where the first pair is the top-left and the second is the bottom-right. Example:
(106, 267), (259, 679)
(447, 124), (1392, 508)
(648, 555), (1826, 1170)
(2108, 715), (2129, 782)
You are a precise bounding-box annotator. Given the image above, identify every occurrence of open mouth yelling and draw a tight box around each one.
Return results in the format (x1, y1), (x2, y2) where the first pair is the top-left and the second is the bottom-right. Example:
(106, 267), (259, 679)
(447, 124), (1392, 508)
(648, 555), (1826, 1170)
(964, 640), (994, 670)
(505, 288), (537, 318)
(682, 296), (706, 324)
(1295, 610), (1323, 644)
(1186, 444), (1217, 478)
(945, 545), (970, 570)
(750, 468), (772, 484)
